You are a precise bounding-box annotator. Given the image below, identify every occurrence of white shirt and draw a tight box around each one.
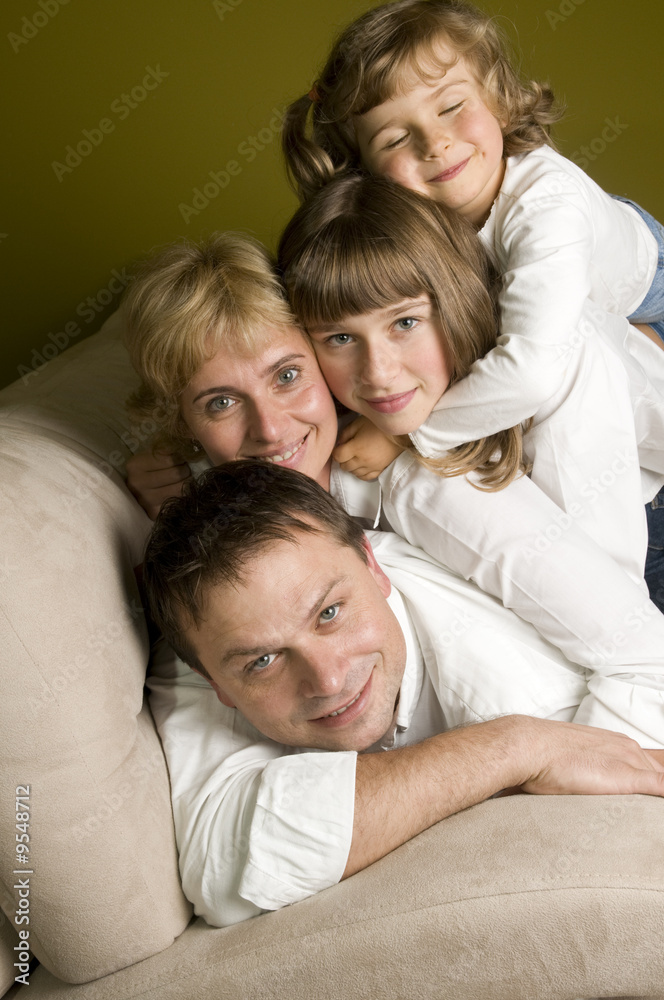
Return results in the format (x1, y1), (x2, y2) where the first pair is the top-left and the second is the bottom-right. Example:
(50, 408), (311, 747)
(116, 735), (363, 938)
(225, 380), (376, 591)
(148, 531), (664, 929)
(408, 304), (664, 589)
(411, 146), (659, 451)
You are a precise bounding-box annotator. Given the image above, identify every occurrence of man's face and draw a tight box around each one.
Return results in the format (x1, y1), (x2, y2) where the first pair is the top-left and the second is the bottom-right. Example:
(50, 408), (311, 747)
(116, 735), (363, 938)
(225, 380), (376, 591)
(186, 528), (407, 751)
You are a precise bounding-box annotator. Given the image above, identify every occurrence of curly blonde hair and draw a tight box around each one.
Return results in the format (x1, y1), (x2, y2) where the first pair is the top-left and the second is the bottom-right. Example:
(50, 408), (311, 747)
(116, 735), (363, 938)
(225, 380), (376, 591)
(122, 232), (296, 459)
(282, 0), (563, 202)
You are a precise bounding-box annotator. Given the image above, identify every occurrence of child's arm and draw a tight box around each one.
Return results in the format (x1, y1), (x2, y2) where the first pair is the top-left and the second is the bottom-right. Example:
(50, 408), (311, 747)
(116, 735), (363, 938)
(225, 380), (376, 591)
(412, 154), (632, 458)
(378, 455), (664, 750)
(333, 416), (405, 481)
(126, 450), (192, 519)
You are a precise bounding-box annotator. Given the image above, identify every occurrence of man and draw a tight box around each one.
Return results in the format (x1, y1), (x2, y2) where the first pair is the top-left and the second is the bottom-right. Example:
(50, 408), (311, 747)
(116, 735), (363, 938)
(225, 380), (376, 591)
(144, 461), (664, 928)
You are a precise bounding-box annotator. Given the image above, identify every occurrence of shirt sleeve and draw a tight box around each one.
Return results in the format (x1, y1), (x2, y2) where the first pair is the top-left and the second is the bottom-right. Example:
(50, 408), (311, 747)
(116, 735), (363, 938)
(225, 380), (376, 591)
(380, 455), (664, 748)
(411, 166), (597, 455)
(147, 666), (357, 927)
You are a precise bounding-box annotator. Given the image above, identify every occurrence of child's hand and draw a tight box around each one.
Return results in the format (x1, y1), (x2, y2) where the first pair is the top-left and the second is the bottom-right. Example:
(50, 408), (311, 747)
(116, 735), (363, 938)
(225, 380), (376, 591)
(126, 450), (192, 520)
(333, 416), (405, 481)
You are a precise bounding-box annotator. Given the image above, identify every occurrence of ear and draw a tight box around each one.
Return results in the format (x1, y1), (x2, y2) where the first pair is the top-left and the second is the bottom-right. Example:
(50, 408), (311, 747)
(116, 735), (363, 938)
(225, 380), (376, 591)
(361, 535), (392, 598)
(190, 666), (236, 708)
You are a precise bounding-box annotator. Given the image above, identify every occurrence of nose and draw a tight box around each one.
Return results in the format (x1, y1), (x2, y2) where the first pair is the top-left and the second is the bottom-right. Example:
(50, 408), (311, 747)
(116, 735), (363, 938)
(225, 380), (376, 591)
(296, 646), (348, 700)
(246, 398), (291, 444)
(422, 122), (451, 159)
(359, 341), (400, 388)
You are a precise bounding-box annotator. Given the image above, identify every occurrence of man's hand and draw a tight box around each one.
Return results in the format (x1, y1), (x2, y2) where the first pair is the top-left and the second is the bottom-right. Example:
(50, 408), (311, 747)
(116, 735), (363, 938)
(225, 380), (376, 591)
(126, 450), (192, 520)
(517, 717), (664, 796)
(333, 416), (405, 481)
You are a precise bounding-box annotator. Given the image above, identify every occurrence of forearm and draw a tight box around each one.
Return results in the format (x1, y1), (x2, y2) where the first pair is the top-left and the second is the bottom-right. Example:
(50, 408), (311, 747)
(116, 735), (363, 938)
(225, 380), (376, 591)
(346, 715), (664, 878)
(344, 717), (522, 878)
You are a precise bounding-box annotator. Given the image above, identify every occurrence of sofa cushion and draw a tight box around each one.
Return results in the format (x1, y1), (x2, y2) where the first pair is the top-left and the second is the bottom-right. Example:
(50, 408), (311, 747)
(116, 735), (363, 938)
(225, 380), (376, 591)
(0, 316), (191, 983)
(19, 794), (664, 1000)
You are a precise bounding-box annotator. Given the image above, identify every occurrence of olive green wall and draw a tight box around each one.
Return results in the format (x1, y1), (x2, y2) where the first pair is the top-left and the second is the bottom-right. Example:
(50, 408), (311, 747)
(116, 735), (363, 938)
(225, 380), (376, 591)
(1, 0), (663, 390)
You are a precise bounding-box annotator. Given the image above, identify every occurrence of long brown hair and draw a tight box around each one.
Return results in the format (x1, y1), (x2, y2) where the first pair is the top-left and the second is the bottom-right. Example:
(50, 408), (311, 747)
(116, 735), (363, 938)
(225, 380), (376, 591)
(282, 0), (563, 202)
(278, 173), (526, 490)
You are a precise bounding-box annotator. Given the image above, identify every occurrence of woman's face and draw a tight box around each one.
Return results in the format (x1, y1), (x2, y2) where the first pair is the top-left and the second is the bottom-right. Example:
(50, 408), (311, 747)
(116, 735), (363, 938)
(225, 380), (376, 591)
(179, 326), (339, 487)
(306, 296), (453, 436)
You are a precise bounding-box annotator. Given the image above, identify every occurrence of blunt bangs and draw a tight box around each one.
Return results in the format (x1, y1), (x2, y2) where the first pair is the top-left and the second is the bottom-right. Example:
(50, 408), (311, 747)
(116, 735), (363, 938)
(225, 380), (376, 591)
(286, 221), (431, 329)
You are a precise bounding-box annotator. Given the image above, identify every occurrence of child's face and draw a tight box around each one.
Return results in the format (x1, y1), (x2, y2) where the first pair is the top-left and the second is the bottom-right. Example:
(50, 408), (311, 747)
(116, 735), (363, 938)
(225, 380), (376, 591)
(354, 49), (505, 227)
(307, 296), (453, 436)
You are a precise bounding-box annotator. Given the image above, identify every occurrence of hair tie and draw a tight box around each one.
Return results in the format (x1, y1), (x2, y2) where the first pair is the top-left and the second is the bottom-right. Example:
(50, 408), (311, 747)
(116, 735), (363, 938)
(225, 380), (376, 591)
(308, 84), (321, 104)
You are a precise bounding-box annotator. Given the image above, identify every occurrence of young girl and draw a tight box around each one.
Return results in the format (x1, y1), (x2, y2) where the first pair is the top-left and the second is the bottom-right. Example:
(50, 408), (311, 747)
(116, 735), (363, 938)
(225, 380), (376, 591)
(278, 172), (664, 603)
(281, 0), (664, 464)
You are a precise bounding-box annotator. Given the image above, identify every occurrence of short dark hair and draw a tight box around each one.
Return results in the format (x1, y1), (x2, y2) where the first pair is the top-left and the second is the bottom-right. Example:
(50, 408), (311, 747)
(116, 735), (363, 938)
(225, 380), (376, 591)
(143, 461), (367, 675)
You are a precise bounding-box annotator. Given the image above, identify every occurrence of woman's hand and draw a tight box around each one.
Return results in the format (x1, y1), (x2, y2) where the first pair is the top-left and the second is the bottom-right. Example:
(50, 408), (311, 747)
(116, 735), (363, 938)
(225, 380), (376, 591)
(126, 450), (192, 520)
(333, 416), (405, 481)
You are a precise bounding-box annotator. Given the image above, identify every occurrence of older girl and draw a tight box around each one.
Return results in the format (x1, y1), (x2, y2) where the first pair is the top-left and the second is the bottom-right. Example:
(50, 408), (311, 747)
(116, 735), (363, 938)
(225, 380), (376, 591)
(279, 173), (664, 591)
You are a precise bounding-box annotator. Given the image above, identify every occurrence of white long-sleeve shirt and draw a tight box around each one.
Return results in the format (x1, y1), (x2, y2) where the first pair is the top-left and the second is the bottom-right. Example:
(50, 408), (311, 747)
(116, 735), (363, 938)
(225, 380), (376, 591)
(411, 145), (659, 455)
(147, 530), (664, 928)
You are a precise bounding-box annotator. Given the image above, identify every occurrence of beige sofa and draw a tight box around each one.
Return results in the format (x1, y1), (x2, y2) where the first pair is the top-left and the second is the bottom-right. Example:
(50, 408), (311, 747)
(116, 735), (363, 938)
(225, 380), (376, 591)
(1, 311), (663, 1000)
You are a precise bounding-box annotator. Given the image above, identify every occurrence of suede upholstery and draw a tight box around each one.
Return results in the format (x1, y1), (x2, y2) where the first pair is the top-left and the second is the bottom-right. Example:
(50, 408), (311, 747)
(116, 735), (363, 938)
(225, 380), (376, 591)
(1, 314), (663, 999)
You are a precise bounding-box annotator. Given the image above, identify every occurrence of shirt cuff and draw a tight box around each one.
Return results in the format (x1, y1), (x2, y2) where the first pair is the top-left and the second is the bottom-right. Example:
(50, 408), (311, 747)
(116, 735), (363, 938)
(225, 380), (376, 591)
(238, 750), (357, 910)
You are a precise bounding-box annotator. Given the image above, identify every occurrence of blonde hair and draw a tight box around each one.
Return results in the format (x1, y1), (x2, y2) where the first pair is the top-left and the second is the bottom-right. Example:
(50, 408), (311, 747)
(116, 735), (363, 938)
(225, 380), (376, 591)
(123, 232), (296, 459)
(278, 174), (526, 490)
(283, 0), (563, 201)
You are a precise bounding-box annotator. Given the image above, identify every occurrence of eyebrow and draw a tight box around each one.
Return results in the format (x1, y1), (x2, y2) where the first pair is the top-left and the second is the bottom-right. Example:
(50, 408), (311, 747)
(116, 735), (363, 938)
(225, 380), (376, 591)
(309, 299), (431, 333)
(220, 575), (349, 667)
(366, 79), (469, 147)
(191, 353), (308, 403)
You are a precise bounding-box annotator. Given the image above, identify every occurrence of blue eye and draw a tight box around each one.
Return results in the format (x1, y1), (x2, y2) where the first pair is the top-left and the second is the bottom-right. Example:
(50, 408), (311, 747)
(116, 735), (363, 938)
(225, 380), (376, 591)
(208, 395), (234, 412)
(328, 334), (353, 346)
(277, 367), (299, 385)
(395, 317), (417, 332)
(249, 653), (277, 672)
(320, 604), (339, 622)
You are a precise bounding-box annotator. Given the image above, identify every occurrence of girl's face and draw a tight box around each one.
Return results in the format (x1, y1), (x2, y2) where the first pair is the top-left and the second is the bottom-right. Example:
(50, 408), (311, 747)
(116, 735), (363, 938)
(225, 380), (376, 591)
(354, 49), (505, 227)
(307, 296), (453, 436)
(179, 326), (339, 488)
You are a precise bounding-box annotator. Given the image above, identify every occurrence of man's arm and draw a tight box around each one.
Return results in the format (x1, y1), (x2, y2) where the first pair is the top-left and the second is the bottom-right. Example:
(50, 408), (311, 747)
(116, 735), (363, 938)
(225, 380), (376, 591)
(344, 715), (664, 878)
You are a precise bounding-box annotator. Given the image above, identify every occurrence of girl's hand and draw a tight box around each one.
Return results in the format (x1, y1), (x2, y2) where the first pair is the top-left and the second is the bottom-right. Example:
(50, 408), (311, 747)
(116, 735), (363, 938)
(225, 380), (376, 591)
(333, 416), (405, 481)
(126, 450), (192, 520)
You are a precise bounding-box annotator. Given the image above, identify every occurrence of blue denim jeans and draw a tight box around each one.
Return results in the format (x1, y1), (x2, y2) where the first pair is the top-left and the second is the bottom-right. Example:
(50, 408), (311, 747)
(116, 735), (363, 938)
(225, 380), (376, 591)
(645, 486), (664, 613)
(612, 195), (664, 342)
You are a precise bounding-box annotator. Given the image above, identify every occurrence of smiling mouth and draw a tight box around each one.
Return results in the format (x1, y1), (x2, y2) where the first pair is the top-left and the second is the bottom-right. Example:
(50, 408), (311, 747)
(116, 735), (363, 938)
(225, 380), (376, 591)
(313, 673), (373, 727)
(257, 434), (308, 464)
(429, 158), (469, 183)
(364, 389), (416, 414)
(323, 689), (362, 718)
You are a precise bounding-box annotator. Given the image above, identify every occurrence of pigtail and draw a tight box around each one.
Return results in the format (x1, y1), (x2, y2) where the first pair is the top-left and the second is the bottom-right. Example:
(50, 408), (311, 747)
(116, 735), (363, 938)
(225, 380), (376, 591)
(500, 77), (565, 156)
(282, 93), (347, 202)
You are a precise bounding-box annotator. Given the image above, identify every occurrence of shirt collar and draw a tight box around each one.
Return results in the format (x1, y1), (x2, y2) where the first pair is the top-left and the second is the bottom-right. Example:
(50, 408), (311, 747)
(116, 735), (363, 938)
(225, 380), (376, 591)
(385, 585), (424, 731)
